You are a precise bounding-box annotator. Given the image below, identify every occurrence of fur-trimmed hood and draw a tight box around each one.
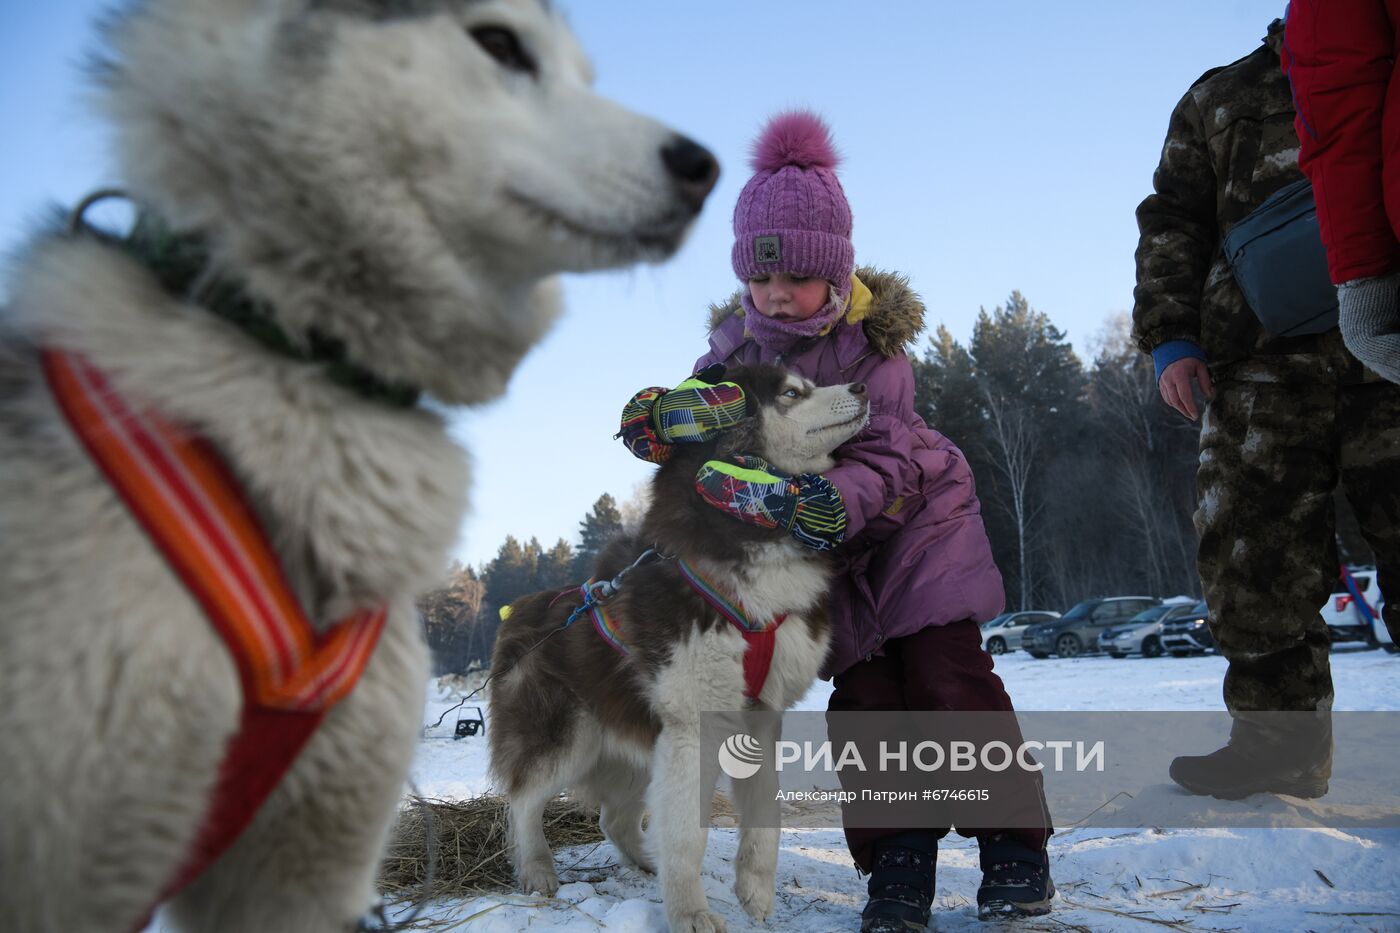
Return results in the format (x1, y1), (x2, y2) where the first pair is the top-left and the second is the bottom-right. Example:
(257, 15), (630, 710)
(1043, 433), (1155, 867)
(705, 265), (926, 360)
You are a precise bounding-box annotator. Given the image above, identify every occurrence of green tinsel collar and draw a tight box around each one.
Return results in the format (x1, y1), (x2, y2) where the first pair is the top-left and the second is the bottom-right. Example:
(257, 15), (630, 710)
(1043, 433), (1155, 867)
(81, 202), (422, 409)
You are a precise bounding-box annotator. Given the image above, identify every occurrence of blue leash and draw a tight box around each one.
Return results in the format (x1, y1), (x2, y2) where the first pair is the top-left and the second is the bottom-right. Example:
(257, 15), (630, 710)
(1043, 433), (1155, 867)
(430, 545), (673, 732)
(564, 546), (670, 627)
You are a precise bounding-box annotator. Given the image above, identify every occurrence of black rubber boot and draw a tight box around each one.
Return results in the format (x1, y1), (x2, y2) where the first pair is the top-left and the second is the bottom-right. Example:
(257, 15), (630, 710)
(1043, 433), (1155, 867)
(1169, 743), (1329, 799)
(977, 834), (1054, 920)
(1169, 714), (1331, 800)
(859, 831), (936, 933)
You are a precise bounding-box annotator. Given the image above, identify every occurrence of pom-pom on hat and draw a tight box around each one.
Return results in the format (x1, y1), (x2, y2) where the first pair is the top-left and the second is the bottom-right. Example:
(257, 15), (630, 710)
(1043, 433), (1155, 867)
(731, 111), (854, 291)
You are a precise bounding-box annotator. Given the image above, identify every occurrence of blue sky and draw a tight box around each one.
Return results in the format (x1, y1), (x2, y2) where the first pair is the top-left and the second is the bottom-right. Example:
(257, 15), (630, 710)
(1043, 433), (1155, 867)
(2, 1), (1287, 570)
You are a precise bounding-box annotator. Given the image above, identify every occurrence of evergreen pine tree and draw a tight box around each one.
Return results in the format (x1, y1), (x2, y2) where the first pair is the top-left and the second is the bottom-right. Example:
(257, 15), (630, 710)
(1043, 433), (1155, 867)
(415, 560), (487, 674)
(912, 324), (983, 452)
(573, 493), (624, 578)
(539, 538), (577, 588)
(484, 535), (537, 612)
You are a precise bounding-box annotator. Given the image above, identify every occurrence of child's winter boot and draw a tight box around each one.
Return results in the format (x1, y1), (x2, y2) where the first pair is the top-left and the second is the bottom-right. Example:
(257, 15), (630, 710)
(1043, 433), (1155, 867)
(860, 830), (936, 932)
(976, 833), (1054, 920)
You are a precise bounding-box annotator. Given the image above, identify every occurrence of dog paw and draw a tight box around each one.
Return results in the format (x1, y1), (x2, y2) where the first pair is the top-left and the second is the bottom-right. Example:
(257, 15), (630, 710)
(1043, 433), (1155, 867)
(516, 859), (560, 897)
(668, 908), (728, 933)
(616, 840), (656, 875)
(604, 831), (655, 874)
(735, 873), (774, 922)
(623, 851), (657, 875)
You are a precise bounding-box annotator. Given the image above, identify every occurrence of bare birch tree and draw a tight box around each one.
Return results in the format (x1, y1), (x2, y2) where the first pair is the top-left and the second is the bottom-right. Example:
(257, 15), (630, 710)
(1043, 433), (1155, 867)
(982, 386), (1043, 610)
(1088, 314), (1201, 597)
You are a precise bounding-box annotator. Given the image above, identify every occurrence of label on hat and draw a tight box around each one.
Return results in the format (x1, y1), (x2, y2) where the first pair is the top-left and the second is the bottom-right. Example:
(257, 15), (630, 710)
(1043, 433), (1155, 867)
(754, 235), (781, 264)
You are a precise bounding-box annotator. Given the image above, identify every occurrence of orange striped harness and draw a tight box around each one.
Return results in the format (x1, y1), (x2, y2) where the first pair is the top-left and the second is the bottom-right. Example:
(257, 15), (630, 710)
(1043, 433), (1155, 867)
(43, 349), (386, 927)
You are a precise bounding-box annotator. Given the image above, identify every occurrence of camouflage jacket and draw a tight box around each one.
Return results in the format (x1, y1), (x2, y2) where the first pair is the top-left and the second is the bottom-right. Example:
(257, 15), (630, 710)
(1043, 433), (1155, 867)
(1132, 20), (1327, 369)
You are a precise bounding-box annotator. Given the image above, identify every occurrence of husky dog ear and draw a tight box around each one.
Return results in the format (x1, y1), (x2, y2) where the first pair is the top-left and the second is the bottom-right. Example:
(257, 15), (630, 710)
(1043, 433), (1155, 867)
(707, 363), (788, 462)
(713, 409), (763, 461)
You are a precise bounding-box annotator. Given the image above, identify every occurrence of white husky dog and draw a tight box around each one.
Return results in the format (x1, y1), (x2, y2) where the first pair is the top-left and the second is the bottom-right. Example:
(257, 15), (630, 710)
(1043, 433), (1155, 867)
(0, 1), (716, 931)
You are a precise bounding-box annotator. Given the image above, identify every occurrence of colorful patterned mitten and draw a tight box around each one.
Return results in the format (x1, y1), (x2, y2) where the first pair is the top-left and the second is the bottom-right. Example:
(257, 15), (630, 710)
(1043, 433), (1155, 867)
(694, 454), (848, 551)
(618, 385), (674, 463)
(617, 364), (748, 464)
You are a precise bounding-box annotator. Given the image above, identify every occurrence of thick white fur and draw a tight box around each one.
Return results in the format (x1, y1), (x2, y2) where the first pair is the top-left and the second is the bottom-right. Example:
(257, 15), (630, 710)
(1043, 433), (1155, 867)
(0, 0), (706, 930)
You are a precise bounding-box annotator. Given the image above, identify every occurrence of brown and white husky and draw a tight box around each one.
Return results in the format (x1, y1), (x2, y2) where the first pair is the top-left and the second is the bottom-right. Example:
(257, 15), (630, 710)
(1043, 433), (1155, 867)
(489, 364), (869, 933)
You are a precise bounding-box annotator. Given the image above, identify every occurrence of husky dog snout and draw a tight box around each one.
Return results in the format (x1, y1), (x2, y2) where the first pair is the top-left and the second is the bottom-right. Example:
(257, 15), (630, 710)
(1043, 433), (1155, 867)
(827, 381), (869, 419)
(661, 135), (720, 210)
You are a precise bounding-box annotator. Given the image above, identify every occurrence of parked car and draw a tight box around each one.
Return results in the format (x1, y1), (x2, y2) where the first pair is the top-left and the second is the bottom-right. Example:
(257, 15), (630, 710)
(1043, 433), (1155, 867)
(1022, 597), (1160, 659)
(980, 610), (1061, 655)
(1321, 566), (1385, 648)
(1098, 603), (1175, 659)
(1161, 601), (1217, 656)
(1098, 600), (1202, 658)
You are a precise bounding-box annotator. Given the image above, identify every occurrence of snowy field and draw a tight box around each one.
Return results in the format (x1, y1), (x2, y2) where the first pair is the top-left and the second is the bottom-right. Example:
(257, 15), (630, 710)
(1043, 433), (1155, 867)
(398, 647), (1400, 932)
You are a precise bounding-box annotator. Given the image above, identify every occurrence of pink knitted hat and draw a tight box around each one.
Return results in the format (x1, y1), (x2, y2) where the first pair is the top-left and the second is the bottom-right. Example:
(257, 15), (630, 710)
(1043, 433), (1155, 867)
(731, 111), (854, 291)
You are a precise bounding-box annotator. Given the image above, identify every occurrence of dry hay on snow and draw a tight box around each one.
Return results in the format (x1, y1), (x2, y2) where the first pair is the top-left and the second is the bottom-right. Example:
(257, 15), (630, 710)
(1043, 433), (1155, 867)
(379, 790), (743, 898)
(378, 794), (603, 899)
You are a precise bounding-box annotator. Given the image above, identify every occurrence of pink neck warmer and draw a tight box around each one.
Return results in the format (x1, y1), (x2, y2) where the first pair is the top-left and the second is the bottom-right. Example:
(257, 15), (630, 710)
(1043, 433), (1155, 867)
(741, 292), (848, 354)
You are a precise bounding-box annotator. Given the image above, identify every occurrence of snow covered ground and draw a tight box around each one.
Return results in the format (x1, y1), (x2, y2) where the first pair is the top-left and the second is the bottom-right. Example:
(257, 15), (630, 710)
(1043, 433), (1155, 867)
(398, 646), (1400, 932)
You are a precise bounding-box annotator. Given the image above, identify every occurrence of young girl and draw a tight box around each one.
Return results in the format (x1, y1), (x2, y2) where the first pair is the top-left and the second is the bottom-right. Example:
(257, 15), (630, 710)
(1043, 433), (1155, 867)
(618, 111), (1054, 930)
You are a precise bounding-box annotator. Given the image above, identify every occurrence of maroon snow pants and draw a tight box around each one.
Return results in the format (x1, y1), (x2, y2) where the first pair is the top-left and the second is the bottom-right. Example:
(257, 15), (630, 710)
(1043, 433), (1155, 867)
(826, 618), (1053, 873)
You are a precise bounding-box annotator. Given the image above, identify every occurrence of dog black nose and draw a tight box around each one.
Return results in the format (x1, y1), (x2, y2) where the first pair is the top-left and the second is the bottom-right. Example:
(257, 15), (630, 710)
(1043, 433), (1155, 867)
(661, 135), (719, 212)
(849, 383), (867, 399)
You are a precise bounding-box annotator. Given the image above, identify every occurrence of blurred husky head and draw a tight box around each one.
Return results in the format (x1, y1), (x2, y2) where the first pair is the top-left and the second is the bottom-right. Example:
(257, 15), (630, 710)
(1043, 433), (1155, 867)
(98, 0), (717, 403)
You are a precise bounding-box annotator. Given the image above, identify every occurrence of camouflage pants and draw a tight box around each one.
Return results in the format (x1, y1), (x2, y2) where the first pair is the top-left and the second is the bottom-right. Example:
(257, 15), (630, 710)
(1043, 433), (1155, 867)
(1196, 334), (1400, 715)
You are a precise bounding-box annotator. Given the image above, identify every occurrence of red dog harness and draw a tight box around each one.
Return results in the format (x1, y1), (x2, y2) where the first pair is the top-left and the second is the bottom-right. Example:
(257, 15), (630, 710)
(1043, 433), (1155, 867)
(43, 350), (386, 930)
(581, 557), (788, 701)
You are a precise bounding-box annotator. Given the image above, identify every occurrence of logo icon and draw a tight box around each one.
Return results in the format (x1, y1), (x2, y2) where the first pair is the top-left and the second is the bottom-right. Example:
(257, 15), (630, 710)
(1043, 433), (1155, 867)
(754, 235), (781, 264)
(717, 733), (764, 779)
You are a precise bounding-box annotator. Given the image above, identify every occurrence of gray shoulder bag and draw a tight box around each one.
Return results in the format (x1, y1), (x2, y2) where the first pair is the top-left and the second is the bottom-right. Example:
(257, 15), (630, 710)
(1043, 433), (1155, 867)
(1222, 177), (1339, 337)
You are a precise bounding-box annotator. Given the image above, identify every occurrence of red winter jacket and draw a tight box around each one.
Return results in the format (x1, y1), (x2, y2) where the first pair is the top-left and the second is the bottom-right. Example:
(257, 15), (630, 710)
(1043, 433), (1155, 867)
(1282, 0), (1400, 283)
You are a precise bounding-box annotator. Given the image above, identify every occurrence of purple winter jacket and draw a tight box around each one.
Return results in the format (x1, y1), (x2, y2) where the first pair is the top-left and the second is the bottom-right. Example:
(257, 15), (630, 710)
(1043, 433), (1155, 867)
(694, 267), (1005, 679)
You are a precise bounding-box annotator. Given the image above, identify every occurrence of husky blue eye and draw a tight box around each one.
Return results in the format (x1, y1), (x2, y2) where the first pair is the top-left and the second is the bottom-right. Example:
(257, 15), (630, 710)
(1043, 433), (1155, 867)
(470, 26), (536, 76)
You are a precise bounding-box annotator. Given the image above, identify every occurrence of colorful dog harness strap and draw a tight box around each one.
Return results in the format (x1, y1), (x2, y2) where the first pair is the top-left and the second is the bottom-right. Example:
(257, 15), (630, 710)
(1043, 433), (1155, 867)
(41, 349), (386, 928)
(576, 561), (788, 701)
(677, 559), (788, 701)
(580, 580), (630, 657)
